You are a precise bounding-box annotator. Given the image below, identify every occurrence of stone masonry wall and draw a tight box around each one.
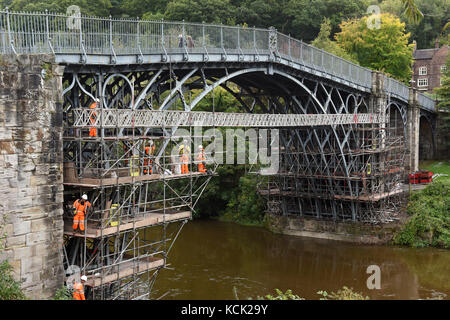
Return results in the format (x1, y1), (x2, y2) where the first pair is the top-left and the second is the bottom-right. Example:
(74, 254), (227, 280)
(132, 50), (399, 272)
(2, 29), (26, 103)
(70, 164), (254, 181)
(0, 54), (64, 299)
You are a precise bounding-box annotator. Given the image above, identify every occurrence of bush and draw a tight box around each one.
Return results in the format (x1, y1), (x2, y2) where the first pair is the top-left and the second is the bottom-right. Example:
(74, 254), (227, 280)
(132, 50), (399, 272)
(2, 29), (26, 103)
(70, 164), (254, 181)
(53, 286), (73, 300)
(0, 261), (27, 300)
(393, 180), (450, 248)
(258, 289), (304, 300)
(317, 286), (369, 300)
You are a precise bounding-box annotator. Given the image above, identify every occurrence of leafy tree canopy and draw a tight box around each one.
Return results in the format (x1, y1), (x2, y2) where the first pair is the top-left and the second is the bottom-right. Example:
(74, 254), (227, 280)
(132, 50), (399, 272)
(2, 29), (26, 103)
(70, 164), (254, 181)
(311, 18), (358, 63)
(335, 12), (414, 82)
(379, 0), (449, 49)
(1, 0), (112, 16)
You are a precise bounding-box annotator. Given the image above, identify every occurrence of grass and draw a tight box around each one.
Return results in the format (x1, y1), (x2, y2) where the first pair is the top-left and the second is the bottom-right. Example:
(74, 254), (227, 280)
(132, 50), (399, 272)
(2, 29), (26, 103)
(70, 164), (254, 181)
(419, 160), (450, 183)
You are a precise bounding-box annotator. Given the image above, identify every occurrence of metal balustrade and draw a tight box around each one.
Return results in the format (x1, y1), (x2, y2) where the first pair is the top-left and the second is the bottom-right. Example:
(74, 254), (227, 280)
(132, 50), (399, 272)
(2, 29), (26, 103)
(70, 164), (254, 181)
(70, 109), (385, 128)
(417, 92), (436, 112)
(0, 9), (436, 112)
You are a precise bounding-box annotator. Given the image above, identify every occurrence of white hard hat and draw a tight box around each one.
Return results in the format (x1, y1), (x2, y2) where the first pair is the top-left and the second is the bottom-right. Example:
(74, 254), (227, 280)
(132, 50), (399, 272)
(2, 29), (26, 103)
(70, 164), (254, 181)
(82, 194), (88, 200)
(81, 275), (87, 281)
(198, 145), (203, 149)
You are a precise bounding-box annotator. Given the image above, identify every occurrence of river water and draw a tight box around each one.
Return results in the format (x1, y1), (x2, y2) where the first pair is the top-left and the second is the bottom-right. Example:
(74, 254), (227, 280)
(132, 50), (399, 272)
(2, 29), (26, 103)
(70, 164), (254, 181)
(151, 219), (450, 300)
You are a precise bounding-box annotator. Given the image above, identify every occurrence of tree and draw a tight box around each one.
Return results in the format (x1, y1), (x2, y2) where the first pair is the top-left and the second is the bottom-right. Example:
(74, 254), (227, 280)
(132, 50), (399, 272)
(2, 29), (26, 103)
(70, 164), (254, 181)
(311, 18), (357, 63)
(2, 0), (112, 16)
(163, 0), (236, 25)
(435, 57), (450, 111)
(281, 0), (367, 42)
(401, 0), (423, 23)
(234, 0), (288, 32)
(122, 0), (167, 18)
(335, 13), (414, 83)
(380, 0), (448, 49)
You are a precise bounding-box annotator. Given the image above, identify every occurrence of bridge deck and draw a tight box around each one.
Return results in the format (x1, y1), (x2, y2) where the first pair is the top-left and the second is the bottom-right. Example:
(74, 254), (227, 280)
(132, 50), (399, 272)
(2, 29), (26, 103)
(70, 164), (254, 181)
(0, 9), (436, 112)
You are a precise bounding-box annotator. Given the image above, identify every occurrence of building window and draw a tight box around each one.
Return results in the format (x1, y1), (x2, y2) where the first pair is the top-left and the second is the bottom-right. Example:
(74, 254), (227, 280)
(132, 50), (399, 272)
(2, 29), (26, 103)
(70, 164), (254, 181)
(417, 78), (428, 87)
(442, 65), (447, 73)
(419, 66), (427, 75)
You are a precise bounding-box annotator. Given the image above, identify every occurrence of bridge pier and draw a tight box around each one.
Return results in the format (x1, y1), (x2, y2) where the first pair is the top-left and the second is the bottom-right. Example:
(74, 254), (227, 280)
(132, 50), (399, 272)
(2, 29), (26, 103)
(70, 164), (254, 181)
(369, 72), (388, 193)
(407, 89), (420, 173)
(0, 54), (65, 299)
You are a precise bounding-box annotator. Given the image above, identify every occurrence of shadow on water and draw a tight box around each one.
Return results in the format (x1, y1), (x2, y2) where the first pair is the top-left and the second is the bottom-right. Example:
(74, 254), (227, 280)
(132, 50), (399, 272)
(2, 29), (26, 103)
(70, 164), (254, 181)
(151, 219), (450, 300)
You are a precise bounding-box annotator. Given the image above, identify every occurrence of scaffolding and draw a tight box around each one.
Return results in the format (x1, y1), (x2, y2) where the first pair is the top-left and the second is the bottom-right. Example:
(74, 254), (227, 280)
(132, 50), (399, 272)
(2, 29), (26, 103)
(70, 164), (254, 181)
(260, 102), (408, 224)
(62, 75), (217, 300)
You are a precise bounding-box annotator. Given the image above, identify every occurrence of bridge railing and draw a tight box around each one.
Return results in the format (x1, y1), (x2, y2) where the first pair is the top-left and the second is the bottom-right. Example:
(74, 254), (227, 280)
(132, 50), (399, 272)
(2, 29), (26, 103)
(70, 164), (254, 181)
(417, 92), (436, 112)
(0, 9), (436, 111)
(276, 32), (372, 89)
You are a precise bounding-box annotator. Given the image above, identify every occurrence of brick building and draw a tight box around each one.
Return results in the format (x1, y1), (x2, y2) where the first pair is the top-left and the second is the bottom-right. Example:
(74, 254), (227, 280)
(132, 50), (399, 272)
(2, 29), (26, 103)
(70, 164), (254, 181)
(411, 40), (448, 94)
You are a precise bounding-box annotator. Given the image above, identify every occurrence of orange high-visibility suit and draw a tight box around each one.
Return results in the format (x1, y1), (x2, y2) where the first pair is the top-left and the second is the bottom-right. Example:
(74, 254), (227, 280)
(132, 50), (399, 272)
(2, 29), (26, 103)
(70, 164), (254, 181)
(180, 153), (189, 174)
(73, 282), (86, 300)
(72, 199), (91, 231)
(143, 144), (156, 174)
(89, 102), (97, 137)
(196, 149), (207, 173)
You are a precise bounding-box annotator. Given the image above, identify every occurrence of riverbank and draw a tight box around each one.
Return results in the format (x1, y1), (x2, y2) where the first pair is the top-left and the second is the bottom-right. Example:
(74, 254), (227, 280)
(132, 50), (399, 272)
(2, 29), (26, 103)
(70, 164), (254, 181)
(393, 161), (450, 249)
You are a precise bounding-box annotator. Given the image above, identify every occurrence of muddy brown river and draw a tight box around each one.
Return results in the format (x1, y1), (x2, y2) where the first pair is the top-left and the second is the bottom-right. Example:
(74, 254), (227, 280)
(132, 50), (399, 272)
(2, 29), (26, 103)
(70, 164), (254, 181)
(151, 219), (450, 300)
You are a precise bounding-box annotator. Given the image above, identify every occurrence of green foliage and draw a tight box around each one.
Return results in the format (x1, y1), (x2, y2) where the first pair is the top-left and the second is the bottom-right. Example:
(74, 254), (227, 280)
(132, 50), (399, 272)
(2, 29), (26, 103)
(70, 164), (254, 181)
(220, 174), (266, 226)
(257, 287), (369, 300)
(404, 0), (448, 48)
(311, 18), (358, 63)
(435, 56), (450, 112)
(164, 0), (236, 25)
(380, 0), (448, 49)
(400, 0), (423, 24)
(259, 288), (304, 300)
(53, 286), (73, 300)
(393, 178), (450, 248)
(281, 0), (367, 42)
(0, 211), (27, 300)
(317, 286), (369, 300)
(0, 261), (27, 300)
(335, 13), (414, 83)
(419, 161), (450, 182)
(1, 0), (113, 16)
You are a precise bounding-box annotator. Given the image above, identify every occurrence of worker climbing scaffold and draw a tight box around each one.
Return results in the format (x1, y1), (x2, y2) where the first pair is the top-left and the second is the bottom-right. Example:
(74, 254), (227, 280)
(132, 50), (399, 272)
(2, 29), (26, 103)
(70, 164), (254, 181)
(72, 194), (91, 233)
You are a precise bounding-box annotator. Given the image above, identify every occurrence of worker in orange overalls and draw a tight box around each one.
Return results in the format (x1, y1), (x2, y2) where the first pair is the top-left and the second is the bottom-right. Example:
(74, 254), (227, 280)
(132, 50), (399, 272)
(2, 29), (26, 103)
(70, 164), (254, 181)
(180, 151), (189, 174)
(72, 194), (91, 232)
(73, 275), (87, 300)
(196, 145), (207, 173)
(89, 101), (97, 137)
(143, 140), (156, 175)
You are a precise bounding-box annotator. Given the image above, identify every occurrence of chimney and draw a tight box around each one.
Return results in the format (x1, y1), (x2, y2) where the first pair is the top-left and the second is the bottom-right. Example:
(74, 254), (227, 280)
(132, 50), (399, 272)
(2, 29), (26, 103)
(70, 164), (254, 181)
(435, 39), (440, 49)
(412, 40), (417, 52)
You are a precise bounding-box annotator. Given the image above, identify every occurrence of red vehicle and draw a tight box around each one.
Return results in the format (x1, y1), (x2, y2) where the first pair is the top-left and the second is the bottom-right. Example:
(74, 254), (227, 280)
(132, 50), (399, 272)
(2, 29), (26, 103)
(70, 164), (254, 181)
(409, 170), (433, 184)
